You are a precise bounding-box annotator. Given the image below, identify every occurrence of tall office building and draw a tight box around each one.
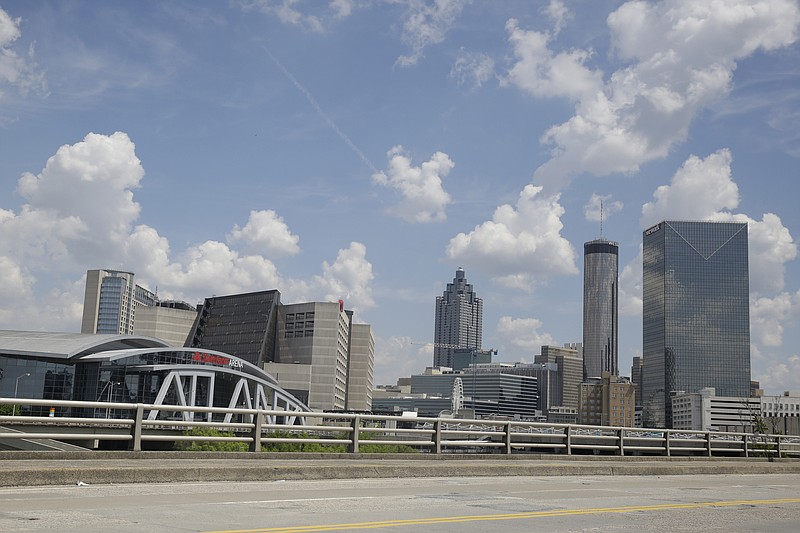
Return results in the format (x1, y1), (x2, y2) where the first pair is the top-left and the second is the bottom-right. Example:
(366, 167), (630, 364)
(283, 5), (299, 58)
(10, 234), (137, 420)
(81, 269), (156, 335)
(583, 239), (619, 379)
(434, 268), (483, 368)
(642, 221), (750, 428)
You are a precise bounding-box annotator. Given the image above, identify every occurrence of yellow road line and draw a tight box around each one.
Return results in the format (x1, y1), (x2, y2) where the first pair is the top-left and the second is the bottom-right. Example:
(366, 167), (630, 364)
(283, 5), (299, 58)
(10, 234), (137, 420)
(203, 498), (800, 533)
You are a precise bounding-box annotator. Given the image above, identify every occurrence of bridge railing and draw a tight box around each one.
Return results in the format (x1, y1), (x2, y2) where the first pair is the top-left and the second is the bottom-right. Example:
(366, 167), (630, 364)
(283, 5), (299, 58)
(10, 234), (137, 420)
(1, 397), (798, 457)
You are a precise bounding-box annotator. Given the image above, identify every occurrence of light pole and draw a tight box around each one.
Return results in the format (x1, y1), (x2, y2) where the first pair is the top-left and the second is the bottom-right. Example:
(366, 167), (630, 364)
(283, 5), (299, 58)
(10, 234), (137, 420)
(13, 373), (31, 417)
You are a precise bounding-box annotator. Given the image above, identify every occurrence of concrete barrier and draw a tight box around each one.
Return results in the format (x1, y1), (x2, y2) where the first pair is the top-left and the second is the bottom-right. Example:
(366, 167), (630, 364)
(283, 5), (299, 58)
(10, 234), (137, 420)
(1, 451), (799, 487)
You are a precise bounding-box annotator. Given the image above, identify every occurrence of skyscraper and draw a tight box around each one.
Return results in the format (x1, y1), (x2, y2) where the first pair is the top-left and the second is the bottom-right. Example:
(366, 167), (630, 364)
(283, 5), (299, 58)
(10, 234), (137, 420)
(582, 238), (619, 379)
(81, 269), (156, 335)
(433, 268), (483, 368)
(642, 221), (751, 428)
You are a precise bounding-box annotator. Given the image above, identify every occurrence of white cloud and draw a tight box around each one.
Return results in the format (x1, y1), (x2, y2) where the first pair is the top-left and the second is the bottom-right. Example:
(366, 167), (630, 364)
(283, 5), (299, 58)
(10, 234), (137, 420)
(446, 185), (577, 289)
(502, 17), (602, 101)
(516, 0), (800, 190)
(450, 48), (495, 88)
(751, 291), (800, 347)
(753, 353), (800, 393)
(641, 149), (739, 225)
(372, 145), (453, 223)
(311, 241), (375, 313)
(495, 316), (556, 357)
(544, 0), (570, 35)
(584, 193), (623, 222)
(395, 0), (467, 67)
(227, 210), (301, 257)
(0, 6), (46, 98)
(0, 131), (376, 331)
(618, 245), (643, 317)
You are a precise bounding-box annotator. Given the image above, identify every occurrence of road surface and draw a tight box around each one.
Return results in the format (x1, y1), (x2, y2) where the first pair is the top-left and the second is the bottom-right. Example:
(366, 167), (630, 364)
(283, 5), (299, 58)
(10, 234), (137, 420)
(1, 473), (799, 532)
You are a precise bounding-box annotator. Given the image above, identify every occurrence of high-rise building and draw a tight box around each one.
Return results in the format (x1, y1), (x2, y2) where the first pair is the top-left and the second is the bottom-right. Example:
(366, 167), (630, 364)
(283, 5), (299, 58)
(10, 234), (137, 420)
(642, 221), (750, 428)
(583, 239), (619, 379)
(347, 321), (375, 411)
(434, 267), (483, 368)
(81, 269), (156, 335)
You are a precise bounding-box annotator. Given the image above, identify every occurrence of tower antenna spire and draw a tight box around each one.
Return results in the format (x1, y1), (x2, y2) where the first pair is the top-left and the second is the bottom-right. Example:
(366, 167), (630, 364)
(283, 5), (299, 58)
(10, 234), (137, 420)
(600, 198), (604, 239)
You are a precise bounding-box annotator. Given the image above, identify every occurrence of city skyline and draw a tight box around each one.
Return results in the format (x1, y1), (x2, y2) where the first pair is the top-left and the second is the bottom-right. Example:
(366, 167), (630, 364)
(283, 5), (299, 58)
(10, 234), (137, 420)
(1, 1), (799, 393)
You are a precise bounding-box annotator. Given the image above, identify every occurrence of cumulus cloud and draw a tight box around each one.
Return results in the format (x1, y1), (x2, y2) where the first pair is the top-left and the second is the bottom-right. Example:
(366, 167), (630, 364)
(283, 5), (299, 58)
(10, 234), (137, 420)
(495, 316), (556, 357)
(450, 47), (495, 88)
(751, 290), (800, 347)
(0, 6), (46, 98)
(508, 0), (800, 190)
(641, 149), (739, 224)
(502, 18), (602, 101)
(310, 241), (375, 312)
(0, 131), (376, 330)
(227, 210), (301, 257)
(395, 0), (467, 67)
(446, 185), (577, 289)
(372, 145), (454, 223)
(584, 193), (623, 222)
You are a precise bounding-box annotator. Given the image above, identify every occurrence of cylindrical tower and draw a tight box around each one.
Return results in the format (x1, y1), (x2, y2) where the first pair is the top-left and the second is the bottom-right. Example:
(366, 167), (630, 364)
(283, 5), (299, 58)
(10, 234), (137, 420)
(582, 239), (619, 379)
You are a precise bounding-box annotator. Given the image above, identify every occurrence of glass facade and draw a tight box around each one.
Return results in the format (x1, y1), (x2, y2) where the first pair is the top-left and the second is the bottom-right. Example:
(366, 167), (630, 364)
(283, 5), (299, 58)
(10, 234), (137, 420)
(642, 221), (750, 428)
(434, 268), (483, 368)
(583, 239), (619, 379)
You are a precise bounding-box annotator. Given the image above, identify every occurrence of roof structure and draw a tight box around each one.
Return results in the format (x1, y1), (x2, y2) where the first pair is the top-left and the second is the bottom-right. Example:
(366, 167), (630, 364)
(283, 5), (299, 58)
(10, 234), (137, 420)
(0, 330), (170, 360)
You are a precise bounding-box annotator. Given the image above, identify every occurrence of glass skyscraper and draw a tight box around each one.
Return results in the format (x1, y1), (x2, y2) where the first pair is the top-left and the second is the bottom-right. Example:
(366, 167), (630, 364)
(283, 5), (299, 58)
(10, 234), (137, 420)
(433, 268), (483, 368)
(583, 239), (619, 379)
(642, 221), (750, 428)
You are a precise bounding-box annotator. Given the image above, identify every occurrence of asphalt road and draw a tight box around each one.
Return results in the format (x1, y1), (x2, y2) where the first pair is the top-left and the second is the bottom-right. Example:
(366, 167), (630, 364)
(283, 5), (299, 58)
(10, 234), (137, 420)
(1, 473), (799, 532)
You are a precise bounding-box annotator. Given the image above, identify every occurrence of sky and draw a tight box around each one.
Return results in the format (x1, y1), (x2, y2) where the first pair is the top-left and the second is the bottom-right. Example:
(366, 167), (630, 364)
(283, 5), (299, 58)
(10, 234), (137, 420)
(1, 0), (799, 394)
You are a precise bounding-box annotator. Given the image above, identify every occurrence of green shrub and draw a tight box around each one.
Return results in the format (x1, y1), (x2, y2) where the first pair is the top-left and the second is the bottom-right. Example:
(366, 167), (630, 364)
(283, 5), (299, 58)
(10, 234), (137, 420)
(173, 427), (249, 452)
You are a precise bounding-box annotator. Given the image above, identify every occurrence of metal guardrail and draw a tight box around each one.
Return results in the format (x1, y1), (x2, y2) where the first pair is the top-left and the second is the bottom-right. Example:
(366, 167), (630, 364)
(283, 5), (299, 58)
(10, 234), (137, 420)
(1, 397), (798, 457)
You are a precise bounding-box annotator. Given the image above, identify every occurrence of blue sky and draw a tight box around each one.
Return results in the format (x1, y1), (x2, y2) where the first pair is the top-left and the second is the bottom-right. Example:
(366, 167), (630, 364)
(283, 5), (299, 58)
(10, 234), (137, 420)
(1, 1), (799, 393)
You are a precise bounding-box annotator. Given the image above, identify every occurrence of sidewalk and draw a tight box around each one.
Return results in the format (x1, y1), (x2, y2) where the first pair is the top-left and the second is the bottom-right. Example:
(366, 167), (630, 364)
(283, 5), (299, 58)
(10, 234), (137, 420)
(2, 451), (799, 487)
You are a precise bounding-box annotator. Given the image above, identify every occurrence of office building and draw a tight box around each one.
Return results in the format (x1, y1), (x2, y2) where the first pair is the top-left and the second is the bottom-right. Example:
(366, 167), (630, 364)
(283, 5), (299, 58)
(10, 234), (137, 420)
(81, 269), (156, 335)
(347, 322), (375, 411)
(583, 239), (619, 379)
(671, 388), (760, 432)
(433, 267), (483, 368)
(642, 221), (750, 428)
(760, 391), (800, 436)
(409, 367), (539, 419)
(578, 372), (635, 427)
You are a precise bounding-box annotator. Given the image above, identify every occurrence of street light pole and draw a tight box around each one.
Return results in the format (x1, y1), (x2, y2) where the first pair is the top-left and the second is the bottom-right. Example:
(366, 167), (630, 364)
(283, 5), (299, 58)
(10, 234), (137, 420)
(13, 373), (31, 417)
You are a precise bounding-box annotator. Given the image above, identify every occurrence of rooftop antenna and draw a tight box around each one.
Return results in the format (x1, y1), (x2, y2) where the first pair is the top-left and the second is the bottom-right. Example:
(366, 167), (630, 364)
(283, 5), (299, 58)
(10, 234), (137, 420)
(599, 198), (604, 239)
